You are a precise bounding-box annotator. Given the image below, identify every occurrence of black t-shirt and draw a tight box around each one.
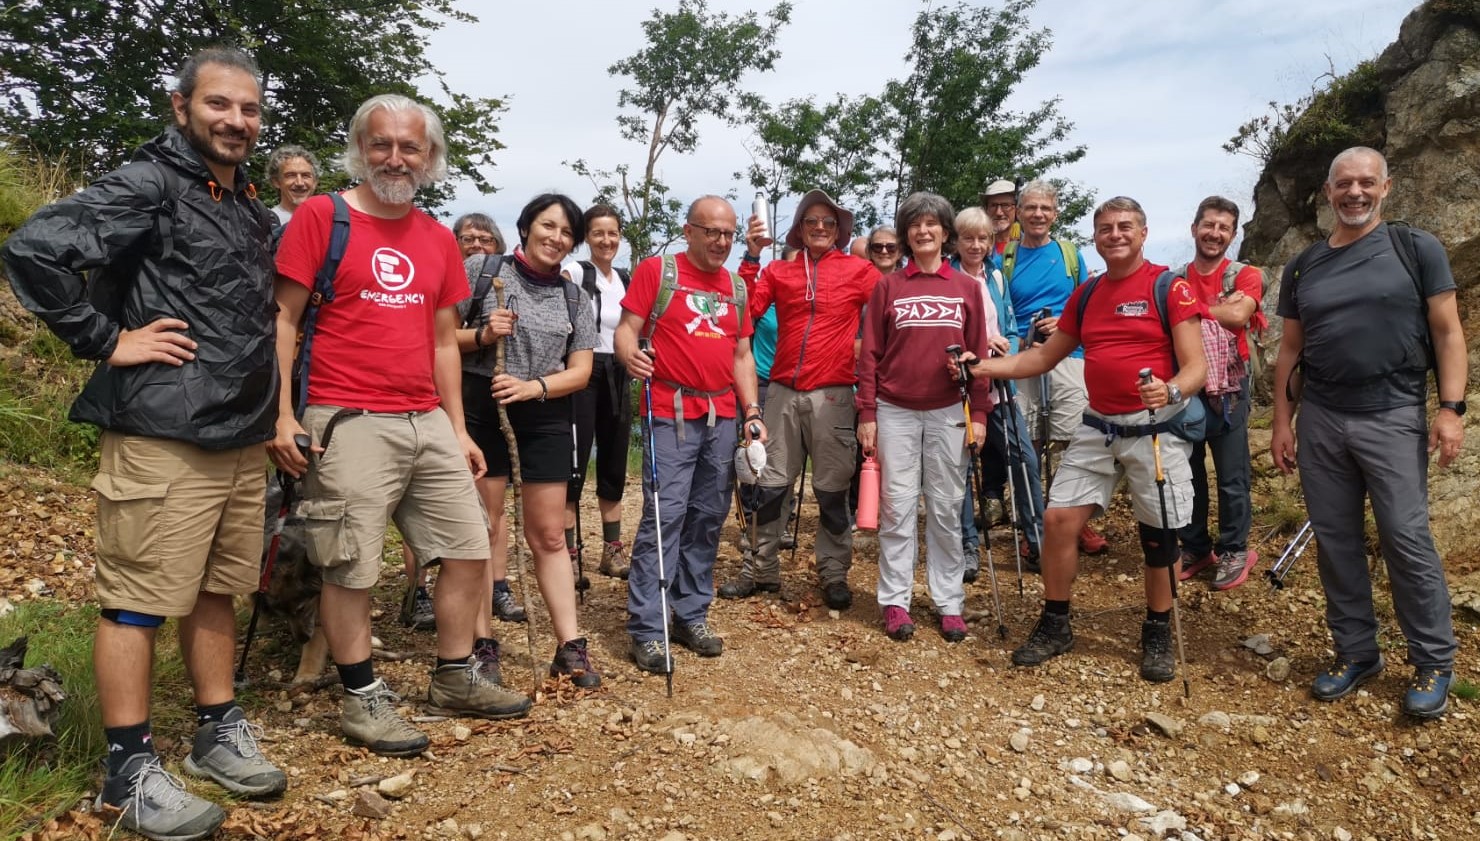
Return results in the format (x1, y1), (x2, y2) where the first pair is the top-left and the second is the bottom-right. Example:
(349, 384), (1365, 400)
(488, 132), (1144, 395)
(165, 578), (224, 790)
(1277, 223), (1454, 412)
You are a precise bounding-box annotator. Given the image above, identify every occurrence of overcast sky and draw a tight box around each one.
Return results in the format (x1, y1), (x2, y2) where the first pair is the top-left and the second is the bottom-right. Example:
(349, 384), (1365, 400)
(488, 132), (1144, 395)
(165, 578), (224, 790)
(426, 0), (1417, 270)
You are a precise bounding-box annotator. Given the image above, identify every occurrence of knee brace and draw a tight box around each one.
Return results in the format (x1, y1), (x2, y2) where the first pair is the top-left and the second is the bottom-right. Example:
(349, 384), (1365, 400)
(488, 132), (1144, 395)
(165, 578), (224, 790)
(100, 608), (166, 628)
(1138, 522), (1178, 569)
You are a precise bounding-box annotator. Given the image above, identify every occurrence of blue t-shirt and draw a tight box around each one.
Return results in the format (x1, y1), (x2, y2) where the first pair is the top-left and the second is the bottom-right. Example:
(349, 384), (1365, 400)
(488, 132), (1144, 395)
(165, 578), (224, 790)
(1005, 240), (1087, 359)
(752, 304), (779, 381)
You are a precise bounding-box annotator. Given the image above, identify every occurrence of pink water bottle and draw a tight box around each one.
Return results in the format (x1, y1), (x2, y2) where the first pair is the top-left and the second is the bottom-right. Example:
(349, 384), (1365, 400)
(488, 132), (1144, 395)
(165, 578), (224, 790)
(855, 456), (880, 530)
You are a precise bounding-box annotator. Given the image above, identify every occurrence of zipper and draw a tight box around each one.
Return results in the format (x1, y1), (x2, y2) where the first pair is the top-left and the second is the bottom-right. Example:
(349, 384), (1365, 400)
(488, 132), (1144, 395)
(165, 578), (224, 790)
(790, 251), (821, 386)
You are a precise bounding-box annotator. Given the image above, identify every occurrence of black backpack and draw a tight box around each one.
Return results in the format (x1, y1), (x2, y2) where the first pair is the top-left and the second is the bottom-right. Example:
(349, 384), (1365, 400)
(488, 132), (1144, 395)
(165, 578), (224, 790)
(576, 260), (631, 320)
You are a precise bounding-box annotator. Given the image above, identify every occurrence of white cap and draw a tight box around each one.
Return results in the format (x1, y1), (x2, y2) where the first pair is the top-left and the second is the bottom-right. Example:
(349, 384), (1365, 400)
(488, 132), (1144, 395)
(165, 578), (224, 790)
(733, 440), (768, 485)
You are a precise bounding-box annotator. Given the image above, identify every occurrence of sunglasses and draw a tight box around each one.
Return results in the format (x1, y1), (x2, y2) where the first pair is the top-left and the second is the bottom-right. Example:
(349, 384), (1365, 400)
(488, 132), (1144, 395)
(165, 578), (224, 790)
(869, 243), (898, 254)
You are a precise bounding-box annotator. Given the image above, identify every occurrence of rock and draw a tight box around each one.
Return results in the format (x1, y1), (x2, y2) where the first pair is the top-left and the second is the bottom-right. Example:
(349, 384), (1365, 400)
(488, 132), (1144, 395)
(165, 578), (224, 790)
(715, 712), (877, 785)
(451, 725), (472, 741)
(1144, 712), (1183, 738)
(1030, 694), (1046, 711)
(1102, 791), (1157, 813)
(351, 789), (392, 819)
(1251, 725), (1272, 746)
(1197, 711), (1231, 729)
(1265, 657), (1291, 682)
(1224, 782), (1241, 796)
(1242, 634), (1275, 656)
(1140, 810), (1187, 835)
(657, 833), (687, 841)
(1009, 730), (1030, 753)
(1333, 830), (1352, 841)
(378, 769), (416, 799)
(575, 824), (607, 841)
(1068, 757), (1093, 774)
(437, 819), (460, 837)
(1108, 760), (1133, 782)
(1238, 771), (1261, 787)
(464, 825), (483, 840)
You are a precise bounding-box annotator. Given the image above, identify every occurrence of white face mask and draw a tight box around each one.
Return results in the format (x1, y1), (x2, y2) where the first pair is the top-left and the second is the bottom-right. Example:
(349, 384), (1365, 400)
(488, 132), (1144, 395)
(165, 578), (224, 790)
(733, 440), (768, 485)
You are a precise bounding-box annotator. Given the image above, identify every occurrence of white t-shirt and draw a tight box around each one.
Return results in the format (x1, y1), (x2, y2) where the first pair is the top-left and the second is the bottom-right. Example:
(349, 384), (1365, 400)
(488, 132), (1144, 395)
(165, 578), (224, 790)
(271, 204), (292, 223)
(563, 260), (626, 354)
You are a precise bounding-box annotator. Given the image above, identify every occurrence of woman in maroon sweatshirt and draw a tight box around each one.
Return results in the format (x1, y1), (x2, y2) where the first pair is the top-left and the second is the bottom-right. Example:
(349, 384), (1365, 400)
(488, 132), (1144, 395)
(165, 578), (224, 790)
(857, 191), (997, 644)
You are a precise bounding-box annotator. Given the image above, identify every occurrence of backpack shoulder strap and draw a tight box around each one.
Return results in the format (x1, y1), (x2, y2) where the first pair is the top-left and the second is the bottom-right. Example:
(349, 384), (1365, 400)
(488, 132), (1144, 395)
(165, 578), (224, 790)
(616, 267), (632, 288)
(1386, 222), (1425, 310)
(563, 278), (583, 359)
(644, 255), (681, 339)
(463, 253), (504, 329)
(1001, 238), (1019, 283)
(578, 260), (598, 298)
(293, 192), (354, 417)
(1058, 239), (1081, 285)
(729, 269), (748, 323)
(1222, 260), (1247, 295)
(1073, 273), (1103, 330)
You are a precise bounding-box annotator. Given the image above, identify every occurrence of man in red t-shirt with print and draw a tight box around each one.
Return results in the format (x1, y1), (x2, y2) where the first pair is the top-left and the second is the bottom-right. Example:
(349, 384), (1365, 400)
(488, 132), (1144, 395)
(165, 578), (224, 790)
(1175, 196), (1265, 593)
(269, 94), (530, 757)
(615, 195), (767, 675)
(963, 196), (1207, 684)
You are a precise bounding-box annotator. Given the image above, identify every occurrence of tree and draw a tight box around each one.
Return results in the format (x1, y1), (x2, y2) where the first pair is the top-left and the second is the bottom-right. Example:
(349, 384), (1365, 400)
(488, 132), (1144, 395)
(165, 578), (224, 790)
(879, 0), (1089, 224)
(567, 0), (792, 258)
(0, 0), (506, 210)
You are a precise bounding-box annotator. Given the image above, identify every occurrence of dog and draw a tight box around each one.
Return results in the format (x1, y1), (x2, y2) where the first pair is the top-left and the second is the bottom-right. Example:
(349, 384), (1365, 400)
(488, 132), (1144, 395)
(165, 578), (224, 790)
(252, 476), (329, 686)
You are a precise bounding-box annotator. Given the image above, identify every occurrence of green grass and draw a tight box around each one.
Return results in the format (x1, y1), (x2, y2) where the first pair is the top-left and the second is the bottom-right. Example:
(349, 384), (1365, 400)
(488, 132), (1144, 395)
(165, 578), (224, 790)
(1452, 678), (1480, 702)
(0, 600), (191, 836)
(0, 329), (99, 481)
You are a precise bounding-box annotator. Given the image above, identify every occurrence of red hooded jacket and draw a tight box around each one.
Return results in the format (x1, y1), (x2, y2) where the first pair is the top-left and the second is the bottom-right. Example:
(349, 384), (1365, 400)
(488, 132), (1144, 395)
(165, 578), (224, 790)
(740, 248), (879, 391)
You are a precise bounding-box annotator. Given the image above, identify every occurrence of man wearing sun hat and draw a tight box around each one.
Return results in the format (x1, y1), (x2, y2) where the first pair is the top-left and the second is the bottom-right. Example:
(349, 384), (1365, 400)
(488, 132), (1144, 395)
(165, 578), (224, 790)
(720, 190), (881, 610)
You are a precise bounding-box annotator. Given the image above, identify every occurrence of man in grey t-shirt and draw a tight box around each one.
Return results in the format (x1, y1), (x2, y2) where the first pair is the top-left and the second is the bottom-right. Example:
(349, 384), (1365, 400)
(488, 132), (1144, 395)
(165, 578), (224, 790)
(1271, 146), (1468, 719)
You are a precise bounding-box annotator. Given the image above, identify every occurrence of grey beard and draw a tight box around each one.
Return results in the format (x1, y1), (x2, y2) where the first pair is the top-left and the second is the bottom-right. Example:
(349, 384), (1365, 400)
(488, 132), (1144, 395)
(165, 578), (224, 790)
(369, 174), (418, 205)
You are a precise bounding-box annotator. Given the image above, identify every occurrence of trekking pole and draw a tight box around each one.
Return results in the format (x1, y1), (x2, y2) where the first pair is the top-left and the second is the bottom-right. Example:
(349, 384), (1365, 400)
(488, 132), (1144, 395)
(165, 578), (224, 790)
(570, 419), (588, 604)
(1266, 520), (1314, 590)
(785, 453), (807, 563)
(948, 345), (1007, 639)
(993, 379), (1030, 598)
(1030, 306), (1054, 493)
(236, 434), (310, 687)
(638, 338), (674, 697)
(494, 275), (541, 694)
(1140, 368), (1191, 699)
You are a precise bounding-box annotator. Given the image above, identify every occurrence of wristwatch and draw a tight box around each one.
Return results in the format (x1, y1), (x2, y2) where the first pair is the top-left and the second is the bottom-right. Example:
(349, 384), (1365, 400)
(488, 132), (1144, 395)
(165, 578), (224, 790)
(1439, 400), (1466, 416)
(1166, 382), (1183, 405)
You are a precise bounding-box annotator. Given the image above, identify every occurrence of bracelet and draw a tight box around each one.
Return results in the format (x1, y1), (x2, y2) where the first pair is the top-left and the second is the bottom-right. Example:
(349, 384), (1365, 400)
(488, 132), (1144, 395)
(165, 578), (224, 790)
(473, 325), (485, 349)
(742, 254), (761, 264)
(536, 376), (548, 402)
(744, 411), (763, 422)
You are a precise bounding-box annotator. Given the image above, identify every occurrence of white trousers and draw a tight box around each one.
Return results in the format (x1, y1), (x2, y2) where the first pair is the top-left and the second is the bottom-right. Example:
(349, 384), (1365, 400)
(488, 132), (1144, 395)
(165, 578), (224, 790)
(875, 400), (968, 615)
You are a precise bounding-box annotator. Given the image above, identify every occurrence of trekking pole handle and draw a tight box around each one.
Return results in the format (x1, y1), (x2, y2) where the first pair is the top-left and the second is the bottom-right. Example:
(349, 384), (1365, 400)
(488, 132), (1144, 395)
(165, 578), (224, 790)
(1138, 367), (1153, 384)
(293, 433), (311, 460)
(945, 344), (970, 382)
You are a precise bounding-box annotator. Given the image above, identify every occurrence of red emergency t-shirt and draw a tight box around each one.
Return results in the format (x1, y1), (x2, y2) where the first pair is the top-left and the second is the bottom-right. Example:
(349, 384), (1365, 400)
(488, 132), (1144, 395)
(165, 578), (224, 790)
(1183, 258), (1265, 361)
(622, 252), (753, 421)
(275, 194), (468, 412)
(1059, 261), (1201, 415)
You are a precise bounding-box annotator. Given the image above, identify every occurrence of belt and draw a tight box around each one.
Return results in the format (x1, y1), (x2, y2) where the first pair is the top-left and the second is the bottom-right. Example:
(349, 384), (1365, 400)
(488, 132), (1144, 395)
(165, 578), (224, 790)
(659, 379), (731, 441)
(1081, 412), (1170, 446)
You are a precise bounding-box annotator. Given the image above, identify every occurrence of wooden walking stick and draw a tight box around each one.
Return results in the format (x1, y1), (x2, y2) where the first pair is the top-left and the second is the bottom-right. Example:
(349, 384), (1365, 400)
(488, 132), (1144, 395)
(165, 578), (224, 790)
(493, 274), (541, 694)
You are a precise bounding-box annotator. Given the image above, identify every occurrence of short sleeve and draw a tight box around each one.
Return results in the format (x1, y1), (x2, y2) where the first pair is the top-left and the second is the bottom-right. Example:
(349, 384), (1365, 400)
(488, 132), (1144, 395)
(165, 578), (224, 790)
(1235, 265), (1263, 305)
(435, 228), (469, 310)
(572, 288), (598, 351)
(1166, 276), (1202, 327)
(621, 256), (660, 319)
(1413, 229), (1457, 298)
(274, 194), (333, 289)
(1276, 259), (1299, 320)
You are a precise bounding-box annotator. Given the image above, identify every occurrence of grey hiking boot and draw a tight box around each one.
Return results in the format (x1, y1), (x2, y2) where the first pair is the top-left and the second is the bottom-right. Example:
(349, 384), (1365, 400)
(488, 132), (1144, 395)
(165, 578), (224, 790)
(427, 661), (531, 720)
(599, 540), (631, 579)
(630, 638), (672, 674)
(492, 585), (527, 623)
(98, 753), (225, 841)
(1011, 612), (1074, 666)
(472, 638), (505, 686)
(671, 620), (724, 657)
(550, 637), (602, 688)
(341, 679), (429, 757)
(182, 706), (287, 797)
(1139, 619), (1175, 683)
(402, 585), (436, 631)
(1212, 549), (1257, 591)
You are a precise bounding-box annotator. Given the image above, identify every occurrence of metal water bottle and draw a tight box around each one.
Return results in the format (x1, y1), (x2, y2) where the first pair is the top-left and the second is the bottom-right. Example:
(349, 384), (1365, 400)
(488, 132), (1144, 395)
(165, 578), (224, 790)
(752, 192), (769, 240)
(855, 456), (880, 530)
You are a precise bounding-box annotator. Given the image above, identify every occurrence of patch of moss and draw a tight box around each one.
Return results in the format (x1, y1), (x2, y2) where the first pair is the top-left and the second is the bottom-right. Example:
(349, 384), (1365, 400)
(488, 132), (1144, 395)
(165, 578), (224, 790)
(1275, 60), (1384, 163)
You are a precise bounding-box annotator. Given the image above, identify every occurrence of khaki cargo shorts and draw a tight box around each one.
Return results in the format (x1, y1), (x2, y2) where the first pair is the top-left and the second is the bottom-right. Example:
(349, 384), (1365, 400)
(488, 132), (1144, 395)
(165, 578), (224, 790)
(1048, 407), (1195, 528)
(91, 432), (266, 617)
(298, 405), (490, 590)
(1016, 356), (1089, 444)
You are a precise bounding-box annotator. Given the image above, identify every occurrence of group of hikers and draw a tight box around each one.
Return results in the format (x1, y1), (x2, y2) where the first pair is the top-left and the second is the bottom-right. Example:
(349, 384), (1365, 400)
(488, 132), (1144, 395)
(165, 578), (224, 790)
(1, 47), (1468, 841)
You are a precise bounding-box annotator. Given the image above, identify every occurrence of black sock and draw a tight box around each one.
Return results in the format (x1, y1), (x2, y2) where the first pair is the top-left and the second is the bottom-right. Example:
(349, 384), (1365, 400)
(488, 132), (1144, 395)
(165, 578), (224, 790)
(1147, 608), (1171, 623)
(195, 700), (236, 727)
(1044, 599), (1070, 616)
(473, 637), (497, 654)
(602, 521), (621, 543)
(336, 658), (376, 692)
(104, 721), (153, 776)
(564, 527), (576, 549)
(493, 579), (511, 593)
(437, 654), (472, 670)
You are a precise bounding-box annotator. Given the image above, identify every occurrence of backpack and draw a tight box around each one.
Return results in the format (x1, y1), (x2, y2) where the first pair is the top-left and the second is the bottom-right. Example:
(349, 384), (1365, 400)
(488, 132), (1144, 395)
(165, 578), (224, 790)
(1001, 237), (1081, 288)
(1173, 262), (1246, 400)
(465, 253), (584, 362)
(641, 254), (747, 340)
(288, 193), (352, 417)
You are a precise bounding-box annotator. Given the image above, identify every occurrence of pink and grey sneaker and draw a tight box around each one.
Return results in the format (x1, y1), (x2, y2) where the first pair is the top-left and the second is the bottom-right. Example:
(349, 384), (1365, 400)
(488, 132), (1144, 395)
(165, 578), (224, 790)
(940, 615), (968, 643)
(1212, 549), (1257, 591)
(883, 605), (914, 642)
(1177, 549), (1217, 581)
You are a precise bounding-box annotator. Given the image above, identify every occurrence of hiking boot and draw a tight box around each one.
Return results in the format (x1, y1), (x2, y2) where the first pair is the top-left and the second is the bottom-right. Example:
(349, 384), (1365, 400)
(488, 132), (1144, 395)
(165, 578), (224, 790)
(571, 548), (591, 593)
(550, 637), (601, 688)
(182, 706), (287, 797)
(492, 585), (527, 623)
(984, 497), (1007, 527)
(1011, 612), (1074, 666)
(822, 581), (853, 610)
(403, 585), (436, 631)
(1078, 524), (1108, 555)
(1139, 620), (1175, 683)
(472, 638), (504, 686)
(630, 638), (671, 674)
(342, 679), (430, 756)
(718, 577), (781, 600)
(599, 540), (631, 579)
(962, 543), (979, 583)
(671, 621), (724, 657)
(940, 615), (968, 643)
(1403, 667), (1452, 719)
(427, 661), (532, 721)
(1311, 655), (1385, 702)
(1177, 549), (1217, 581)
(98, 753), (225, 841)
(1020, 538), (1041, 574)
(883, 605), (914, 642)
(1212, 549), (1257, 591)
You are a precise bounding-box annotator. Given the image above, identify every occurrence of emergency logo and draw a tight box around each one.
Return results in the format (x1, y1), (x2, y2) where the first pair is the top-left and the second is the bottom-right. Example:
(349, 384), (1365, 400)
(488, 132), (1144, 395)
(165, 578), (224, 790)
(893, 295), (964, 329)
(1115, 300), (1150, 317)
(683, 292), (729, 338)
(361, 247), (426, 308)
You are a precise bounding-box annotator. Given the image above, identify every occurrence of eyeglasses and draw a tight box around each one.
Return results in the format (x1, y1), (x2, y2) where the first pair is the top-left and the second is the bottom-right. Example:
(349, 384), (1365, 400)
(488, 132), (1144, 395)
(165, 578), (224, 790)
(687, 223), (736, 243)
(459, 234), (497, 246)
(803, 216), (838, 230)
(868, 243), (898, 254)
(986, 201), (1016, 212)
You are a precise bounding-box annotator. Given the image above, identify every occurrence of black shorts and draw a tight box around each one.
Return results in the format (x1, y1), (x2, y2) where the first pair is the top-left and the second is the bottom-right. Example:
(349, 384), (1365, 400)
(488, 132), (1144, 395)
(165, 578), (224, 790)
(463, 374), (575, 484)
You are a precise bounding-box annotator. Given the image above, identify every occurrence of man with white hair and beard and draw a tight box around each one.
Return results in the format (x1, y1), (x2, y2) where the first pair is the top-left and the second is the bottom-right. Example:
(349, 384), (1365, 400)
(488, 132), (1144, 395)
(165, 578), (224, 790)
(270, 94), (531, 756)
